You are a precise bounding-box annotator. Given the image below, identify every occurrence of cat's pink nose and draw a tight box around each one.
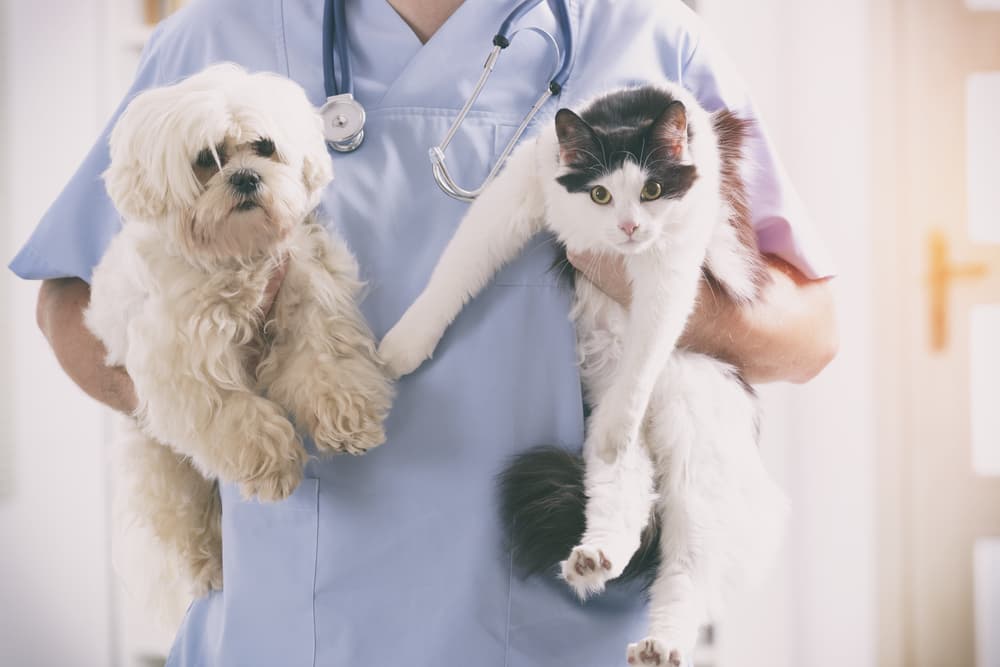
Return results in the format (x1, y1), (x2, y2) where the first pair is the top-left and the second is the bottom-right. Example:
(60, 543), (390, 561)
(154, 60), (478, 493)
(619, 221), (639, 238)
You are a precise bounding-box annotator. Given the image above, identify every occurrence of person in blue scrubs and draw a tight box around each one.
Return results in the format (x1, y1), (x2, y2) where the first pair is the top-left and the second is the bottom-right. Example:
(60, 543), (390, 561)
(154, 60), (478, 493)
(15, 1), (838, 664)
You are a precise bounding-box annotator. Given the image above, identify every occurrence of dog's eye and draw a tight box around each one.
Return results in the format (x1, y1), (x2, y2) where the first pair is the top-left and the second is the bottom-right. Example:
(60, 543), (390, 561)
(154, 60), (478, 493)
(194, 144), (226, 170)
(195, 149), (216, 169)
(253, 138), (275, 158)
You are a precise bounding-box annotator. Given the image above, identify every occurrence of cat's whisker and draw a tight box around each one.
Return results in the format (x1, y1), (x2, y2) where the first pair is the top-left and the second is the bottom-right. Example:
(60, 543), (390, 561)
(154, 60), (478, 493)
(554, 254), (576, 286)
(639, 137), (649, 171)
(574, 148), (605, 166)
(590, 248), (610, 295)
(526, 234), (560, 254)
(701, 272), (723, 311)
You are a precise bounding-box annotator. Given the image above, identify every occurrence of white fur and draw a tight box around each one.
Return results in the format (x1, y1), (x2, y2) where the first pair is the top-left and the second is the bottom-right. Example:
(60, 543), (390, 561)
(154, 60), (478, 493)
(379, 82), (787, 662)
(86, 64), (394, 605)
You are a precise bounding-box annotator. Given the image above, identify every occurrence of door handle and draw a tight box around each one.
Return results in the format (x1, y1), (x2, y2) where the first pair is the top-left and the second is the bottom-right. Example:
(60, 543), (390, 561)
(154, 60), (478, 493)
(927, 229), (989, 351)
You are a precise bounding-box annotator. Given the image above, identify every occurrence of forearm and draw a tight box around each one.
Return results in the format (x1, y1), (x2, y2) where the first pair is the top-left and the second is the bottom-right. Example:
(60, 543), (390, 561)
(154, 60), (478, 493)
(37, 278), (137, 414)
(678, 256), (838, 384)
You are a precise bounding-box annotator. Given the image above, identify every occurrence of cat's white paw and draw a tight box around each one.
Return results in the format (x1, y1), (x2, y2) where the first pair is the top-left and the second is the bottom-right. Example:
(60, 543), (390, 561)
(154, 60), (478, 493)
(377, 312), (442, 379)
(560, 545), (614, 599)
(626, 639), (685, 667)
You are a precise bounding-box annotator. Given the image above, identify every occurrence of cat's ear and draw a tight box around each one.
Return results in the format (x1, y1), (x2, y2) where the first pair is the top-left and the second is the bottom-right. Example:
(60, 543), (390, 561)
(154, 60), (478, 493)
(554, 109), (598, 166)
(651, 100), (689, 161)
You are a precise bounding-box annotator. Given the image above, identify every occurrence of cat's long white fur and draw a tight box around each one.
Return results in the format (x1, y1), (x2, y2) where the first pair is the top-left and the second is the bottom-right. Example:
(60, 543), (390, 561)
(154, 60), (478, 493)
(378, 82), (787, 665)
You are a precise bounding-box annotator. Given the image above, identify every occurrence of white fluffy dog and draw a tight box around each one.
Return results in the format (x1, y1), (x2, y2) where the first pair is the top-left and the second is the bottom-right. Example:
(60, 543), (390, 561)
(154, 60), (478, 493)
(85, 64), (393, 602)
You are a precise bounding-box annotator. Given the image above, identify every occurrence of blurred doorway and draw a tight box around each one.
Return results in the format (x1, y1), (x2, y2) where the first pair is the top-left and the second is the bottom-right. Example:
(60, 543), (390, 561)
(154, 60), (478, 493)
(878, 0), (1000, 665)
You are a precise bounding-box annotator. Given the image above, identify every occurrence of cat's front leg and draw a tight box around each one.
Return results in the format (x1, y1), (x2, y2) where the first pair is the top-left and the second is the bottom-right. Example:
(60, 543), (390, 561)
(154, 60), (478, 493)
(377, 288), (456, 379)
(588, 252), (705, 462)
(586, 389), (650, 464)
(260, 256), (393, 455)
(561, 429), (657, 598)
(625, 547), (707, 667)
(378, 139), (545, 378)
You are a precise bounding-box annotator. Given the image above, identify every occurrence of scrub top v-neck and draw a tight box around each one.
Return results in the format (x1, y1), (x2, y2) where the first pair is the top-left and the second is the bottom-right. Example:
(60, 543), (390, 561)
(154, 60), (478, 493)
(8, 1), (836, 665)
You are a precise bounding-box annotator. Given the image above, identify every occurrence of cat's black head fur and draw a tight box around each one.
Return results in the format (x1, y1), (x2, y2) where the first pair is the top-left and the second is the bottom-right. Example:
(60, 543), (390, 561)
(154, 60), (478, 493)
(554, 86), (699, 198)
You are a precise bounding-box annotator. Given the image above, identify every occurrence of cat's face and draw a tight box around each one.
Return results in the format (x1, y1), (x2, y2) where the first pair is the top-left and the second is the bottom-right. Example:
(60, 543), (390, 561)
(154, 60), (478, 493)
(548, 94), (699, 255)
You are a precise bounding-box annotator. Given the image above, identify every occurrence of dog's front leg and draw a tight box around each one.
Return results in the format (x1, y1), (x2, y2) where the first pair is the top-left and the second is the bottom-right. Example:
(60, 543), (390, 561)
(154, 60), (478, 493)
(260, 250), (393, 456)
(128, 310), (307, 501)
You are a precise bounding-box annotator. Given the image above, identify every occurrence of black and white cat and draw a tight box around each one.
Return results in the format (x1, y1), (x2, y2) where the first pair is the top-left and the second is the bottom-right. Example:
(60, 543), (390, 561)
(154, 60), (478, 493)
(378, 83), (788, 665)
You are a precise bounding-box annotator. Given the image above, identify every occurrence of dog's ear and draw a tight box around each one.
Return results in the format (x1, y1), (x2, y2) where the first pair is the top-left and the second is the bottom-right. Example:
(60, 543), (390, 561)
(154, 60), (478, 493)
(103, 158), (170, 223)
(302, 131), (334, 204)
(103, 88), (174, 222)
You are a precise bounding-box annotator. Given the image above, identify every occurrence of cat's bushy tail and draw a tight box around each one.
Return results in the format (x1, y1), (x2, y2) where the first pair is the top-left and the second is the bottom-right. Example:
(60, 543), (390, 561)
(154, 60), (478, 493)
(498, 445), (661, 586)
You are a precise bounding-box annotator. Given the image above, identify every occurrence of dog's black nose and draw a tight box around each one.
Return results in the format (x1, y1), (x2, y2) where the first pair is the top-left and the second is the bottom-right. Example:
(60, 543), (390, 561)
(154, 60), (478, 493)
(229, 169), (261, 194)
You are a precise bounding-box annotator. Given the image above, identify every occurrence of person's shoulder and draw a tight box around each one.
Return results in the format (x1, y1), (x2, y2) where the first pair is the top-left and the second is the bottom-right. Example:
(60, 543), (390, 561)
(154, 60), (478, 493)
(154, 0), (272, 40)
(568, 0), (706, 97)
(140, 0), (280, 84)
(586, 0), (702, 22)
(580, 0), (706, 46)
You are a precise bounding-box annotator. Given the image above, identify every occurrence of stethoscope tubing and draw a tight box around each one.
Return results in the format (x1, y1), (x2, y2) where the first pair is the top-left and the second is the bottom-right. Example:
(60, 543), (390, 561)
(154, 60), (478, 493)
(496, 0), (573, 92)
(321, 0), (574, 198)
(323, 0), (573, 99)
(323, 0), (353, 98)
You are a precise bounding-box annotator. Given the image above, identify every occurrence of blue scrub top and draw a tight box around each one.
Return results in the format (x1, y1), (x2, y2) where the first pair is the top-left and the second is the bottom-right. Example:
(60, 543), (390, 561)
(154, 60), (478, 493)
(10, 1), (834, 665)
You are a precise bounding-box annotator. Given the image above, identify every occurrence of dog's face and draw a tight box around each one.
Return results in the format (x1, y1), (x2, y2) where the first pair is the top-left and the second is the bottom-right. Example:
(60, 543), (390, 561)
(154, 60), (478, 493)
(104, 63), (334, 263)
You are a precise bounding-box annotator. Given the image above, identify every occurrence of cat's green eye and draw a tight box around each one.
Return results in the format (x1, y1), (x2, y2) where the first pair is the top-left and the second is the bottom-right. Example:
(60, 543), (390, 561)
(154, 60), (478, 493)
(640, 181), (662, 201)
(590, 185), (612, 205)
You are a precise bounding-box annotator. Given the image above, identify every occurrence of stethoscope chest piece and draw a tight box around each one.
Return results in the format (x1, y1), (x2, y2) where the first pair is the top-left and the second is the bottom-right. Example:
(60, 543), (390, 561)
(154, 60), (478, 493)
(320, 93), (365, 152)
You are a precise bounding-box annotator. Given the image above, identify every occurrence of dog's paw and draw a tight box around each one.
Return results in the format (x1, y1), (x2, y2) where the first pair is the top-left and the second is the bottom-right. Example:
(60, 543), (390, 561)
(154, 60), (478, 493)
(341, 411), (386, 454)
(560, 545), (614, 600)
(187, 553), (223, 598)
(626, 639), (685, 667)
(237, 417), (306, 501)
(312, 397), (387, 456)
(377, 312), (442, 379)
(239, 457), (304, 502)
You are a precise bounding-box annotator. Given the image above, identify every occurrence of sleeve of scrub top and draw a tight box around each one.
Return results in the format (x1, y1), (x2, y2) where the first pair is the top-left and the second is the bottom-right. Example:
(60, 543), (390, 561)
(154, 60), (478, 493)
(9, 23), (190, 283)
(679, 22), (837, 280)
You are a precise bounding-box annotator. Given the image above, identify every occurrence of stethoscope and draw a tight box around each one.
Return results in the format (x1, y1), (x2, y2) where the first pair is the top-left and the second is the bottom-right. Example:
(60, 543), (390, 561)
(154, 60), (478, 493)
(320, 0), (574, 202)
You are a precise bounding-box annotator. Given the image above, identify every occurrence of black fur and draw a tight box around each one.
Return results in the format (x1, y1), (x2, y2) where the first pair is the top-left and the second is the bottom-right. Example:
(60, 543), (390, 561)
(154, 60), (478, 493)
(554, 86), (698, 198)
(498, 445), (661, 586)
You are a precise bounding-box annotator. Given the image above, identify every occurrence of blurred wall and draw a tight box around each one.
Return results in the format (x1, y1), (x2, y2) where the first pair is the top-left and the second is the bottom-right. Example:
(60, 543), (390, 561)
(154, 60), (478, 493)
(700, 1), (877, 666)
(0, 0), (12, 500)
(0, 2), (115, 666)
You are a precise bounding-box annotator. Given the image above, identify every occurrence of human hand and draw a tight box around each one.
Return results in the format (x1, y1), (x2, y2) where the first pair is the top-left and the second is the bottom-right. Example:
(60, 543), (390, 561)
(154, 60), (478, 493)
(112, 365), (140, 415)
(566, 251), (632, 307)
(566, 252), (838, 384)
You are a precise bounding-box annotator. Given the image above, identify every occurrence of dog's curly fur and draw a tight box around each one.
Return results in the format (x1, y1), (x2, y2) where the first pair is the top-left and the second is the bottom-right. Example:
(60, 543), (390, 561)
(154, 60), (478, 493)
(85, 64), (393, 606)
